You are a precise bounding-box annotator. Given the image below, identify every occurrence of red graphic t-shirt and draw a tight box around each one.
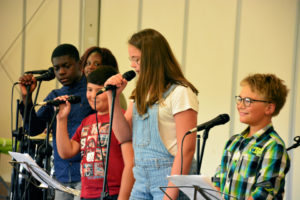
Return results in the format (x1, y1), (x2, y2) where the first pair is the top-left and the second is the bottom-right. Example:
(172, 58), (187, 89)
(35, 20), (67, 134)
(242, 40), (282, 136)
(72, 113), (124, 199)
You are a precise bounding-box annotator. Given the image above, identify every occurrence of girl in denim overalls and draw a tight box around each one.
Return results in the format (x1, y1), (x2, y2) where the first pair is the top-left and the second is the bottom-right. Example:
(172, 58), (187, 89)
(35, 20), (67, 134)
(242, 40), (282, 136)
(105, 28), (199, 200)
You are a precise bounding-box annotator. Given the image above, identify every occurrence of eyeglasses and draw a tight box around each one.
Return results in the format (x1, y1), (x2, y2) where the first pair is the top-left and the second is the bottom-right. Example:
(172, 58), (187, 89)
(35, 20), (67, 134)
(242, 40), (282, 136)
(235, 96), (271, 107)
(128, 56), (140, 65)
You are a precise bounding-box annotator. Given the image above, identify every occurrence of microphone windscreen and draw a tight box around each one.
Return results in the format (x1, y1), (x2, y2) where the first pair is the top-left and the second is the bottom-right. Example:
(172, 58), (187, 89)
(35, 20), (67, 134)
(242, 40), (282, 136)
(123, 70), (136, 81)
(219, 114), (230, 124)
(35, 67), (55, 81)
(68, 95), (81, 104)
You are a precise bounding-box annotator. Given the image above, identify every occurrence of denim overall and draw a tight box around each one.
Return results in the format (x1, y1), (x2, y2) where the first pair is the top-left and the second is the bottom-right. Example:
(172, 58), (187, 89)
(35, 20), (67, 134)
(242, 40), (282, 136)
(130, 85), (194, 200)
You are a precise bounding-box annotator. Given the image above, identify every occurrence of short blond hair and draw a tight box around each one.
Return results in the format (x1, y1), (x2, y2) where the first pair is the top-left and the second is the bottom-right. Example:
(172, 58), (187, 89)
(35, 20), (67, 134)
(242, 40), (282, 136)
(241, 73), (289, 116)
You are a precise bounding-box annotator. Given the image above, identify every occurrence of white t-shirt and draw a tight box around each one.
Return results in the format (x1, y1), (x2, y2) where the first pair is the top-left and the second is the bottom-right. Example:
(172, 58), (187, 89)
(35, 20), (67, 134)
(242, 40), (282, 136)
(158, 85), (199, 156)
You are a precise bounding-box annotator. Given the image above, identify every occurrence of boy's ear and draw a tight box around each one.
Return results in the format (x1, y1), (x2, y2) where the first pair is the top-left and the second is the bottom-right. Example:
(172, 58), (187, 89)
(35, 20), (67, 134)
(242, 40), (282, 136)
(78, 61), (83, 71)
(265, 103), (275, 116)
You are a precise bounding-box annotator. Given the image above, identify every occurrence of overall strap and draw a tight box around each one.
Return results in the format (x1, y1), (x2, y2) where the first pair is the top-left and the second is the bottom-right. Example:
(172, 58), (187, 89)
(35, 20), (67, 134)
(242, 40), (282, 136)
(163, 84), (177, 99)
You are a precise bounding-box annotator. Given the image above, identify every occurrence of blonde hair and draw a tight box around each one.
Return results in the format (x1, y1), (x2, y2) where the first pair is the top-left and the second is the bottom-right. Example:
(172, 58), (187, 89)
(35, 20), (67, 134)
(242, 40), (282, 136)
(241, 73), (289, 116)
(128, 28), (198, 115)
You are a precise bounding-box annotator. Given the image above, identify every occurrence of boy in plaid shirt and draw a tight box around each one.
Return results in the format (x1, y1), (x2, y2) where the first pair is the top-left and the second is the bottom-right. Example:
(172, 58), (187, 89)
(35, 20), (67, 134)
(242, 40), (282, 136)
(213, 73), (290, 200)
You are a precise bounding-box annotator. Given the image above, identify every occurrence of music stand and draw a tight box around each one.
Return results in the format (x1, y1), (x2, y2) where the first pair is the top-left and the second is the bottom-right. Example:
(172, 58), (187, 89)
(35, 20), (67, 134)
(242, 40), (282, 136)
(9, 151), (80, 197)
(159, 175), (222, 200)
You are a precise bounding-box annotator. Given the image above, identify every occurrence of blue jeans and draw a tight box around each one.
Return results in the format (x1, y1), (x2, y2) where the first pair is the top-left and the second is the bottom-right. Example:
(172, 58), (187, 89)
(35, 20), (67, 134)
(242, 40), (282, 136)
(130, 158), (173, 200)
(55, 181), (81, 200)
(130, 159), (196, 200)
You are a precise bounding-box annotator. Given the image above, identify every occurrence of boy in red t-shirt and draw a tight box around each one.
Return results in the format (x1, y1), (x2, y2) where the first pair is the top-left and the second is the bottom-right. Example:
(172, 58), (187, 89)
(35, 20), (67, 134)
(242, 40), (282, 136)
(56, 66), (134, 200)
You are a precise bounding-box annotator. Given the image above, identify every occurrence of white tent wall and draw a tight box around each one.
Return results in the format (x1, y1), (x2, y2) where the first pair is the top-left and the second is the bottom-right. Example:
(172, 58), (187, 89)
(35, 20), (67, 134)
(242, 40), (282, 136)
(0, 0), (298, 199)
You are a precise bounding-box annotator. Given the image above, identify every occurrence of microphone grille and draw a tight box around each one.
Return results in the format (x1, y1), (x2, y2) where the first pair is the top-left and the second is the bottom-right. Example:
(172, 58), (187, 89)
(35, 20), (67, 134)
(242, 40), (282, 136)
(123, 70), (136, 81)
(68, 95), (81, 104)
(35, 67), (55, 81)
(220, 114), (230, 124)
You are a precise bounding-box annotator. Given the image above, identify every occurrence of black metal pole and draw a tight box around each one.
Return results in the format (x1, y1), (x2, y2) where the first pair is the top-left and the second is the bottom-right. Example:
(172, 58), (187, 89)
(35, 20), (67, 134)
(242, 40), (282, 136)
(196, 134), (201, 175)
(287, 136), (300, 151)
(10, 99), (21, 200)
(10, 85), (31, 200)
(198, 128), (210, 175)
(42, 122), (52, 200)
(100, 88), (116, 200)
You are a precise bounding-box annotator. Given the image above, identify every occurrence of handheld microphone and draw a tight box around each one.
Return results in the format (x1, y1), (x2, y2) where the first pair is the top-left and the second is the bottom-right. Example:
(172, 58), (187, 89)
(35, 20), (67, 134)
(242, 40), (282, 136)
(96, 70), (136, 96)
(187, 114), (230, 134)
(35, 67), (55, 81)
(25, 68), (50, 74)
(14, 67), (55, 84)
(36, 95), (81, 106)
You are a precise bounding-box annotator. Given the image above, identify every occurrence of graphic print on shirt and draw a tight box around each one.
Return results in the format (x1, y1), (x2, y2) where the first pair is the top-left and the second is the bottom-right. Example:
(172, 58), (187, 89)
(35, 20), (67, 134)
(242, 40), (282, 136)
(94, 162), (104, 176)
(80, 122), (110, 179)
(87, 135), (97, 149)
(83, 163), (93, 177)
(82, 126), (89, 137)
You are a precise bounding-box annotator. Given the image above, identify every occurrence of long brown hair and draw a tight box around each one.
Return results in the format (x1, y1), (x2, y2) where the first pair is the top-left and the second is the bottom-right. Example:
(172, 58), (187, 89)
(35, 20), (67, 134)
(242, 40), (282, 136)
(129, 29), (198, 115)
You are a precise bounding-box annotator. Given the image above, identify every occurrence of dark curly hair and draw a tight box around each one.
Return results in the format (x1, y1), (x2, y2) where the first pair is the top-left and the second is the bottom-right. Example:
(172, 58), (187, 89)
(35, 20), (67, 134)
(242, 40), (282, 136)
(51, 43), (80, 62)
(80, 46), (119, 72)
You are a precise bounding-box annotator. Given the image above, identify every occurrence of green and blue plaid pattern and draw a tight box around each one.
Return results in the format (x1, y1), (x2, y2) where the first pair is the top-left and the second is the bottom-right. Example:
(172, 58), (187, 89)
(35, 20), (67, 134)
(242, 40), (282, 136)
(213, 124), (290, 200)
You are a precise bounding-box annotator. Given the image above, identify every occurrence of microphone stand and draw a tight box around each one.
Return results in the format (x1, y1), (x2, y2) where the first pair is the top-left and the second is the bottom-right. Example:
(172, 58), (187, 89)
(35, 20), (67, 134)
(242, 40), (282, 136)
(41, 112), (56, 200)
(10, 81), (46, 200)
(10, 99), (22, 200)
(22, 85), (32, 154)
(197, 128), (211, 175)
(34, 107), (57, 200)
(10, 85), (31, 200)
(24, 82), (44, 200)
(196, 134), (201, 174)
(100, 88), (116, 200)
(287, 136), (300, 151)
(26, 81), (42, 154)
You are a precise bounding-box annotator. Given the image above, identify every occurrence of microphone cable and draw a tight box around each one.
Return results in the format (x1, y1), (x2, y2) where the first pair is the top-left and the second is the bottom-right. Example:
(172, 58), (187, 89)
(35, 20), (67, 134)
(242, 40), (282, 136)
(180, 132), (189, 175)
(94, 96), (110, 197)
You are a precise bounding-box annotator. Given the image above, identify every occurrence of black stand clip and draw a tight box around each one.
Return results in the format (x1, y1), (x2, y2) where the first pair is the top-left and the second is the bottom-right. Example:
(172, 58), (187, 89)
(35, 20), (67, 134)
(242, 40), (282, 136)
(287, 136), (300, 151)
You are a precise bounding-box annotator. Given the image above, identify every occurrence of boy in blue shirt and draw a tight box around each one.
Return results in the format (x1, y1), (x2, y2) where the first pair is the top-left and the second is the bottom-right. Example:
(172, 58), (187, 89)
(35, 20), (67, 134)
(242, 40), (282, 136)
(19, 44), (93, 200)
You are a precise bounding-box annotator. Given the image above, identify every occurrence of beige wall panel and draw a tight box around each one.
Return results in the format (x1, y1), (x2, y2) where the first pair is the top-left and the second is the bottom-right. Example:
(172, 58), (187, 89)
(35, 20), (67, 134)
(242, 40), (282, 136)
(61, 0), (80, 48)
(291, 73), (300, 199)
(1, 0), (299, 198)
(81, 0), (99, 51)
(141, 0), (186, 63)
(99, 0), (140, 99)
(290, 23), (300, 199)
(236, 1), (298, 198)
(0, 0), (24, 182)
(0, 0), (82, 183)
(25, 0), (59, 103)
(186, 0), (237, 176)
(0, 0), (24, 87)
(235, 0), (296, 142)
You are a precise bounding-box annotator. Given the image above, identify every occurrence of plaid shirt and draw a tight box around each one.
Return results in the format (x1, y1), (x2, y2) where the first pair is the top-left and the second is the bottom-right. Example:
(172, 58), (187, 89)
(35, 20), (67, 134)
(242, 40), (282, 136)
(213, 124), (290, 200)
